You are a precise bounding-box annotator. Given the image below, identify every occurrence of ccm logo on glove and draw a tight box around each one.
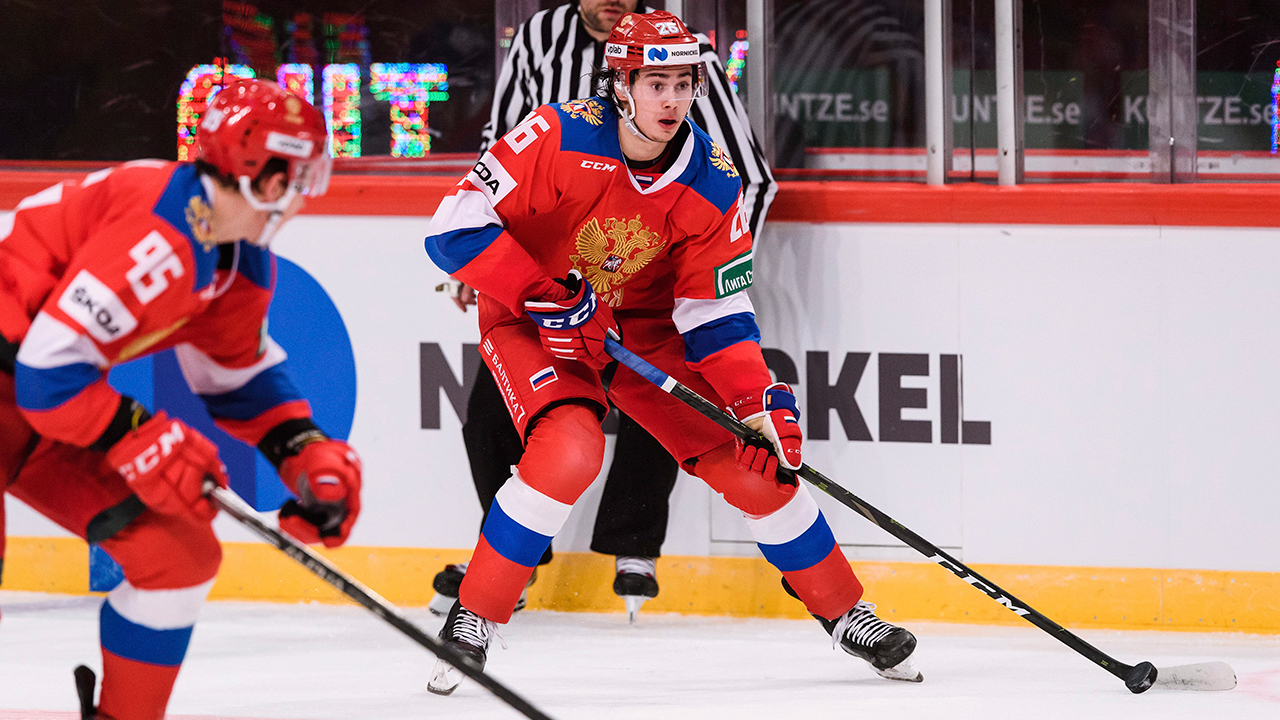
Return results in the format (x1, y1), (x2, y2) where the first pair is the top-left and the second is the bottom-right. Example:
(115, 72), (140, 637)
(106, 411), (229, 522)
(525, 270), (620, 370)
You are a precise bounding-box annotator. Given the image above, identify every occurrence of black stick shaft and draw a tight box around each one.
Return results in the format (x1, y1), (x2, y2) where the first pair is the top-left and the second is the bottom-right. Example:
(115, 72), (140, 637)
(604, 338), (1137, 684)
(207, 485), (558, 720)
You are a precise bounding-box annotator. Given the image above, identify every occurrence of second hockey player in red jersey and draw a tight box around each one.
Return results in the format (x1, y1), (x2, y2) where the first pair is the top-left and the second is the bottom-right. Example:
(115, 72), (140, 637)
(0, 80), (362, 719)
(424, 11), (920, 692)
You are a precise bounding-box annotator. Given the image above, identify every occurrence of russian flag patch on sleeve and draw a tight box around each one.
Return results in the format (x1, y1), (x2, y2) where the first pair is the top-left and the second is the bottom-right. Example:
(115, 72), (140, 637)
(529, 366), (558, 391)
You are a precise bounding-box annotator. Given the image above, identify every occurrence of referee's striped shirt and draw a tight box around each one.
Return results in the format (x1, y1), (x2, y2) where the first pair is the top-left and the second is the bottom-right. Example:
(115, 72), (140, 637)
(480, 1), (777, 240)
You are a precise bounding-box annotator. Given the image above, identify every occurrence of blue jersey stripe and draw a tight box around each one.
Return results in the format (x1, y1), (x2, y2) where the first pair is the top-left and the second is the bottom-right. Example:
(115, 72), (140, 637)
(682, 312), (761, 363)
(683, 124), (740, 215)
(199, 364), (304, 420)
(153, 163), (219, 291)
(100, 601), (193, 667)
(236, 242), (274, 290)
(554, 100), (624, 159)
(481, 501), (554, 568)
(756, 515), (838, 573)
(14, 361), (102, 411)
(425, 224), (504, 275)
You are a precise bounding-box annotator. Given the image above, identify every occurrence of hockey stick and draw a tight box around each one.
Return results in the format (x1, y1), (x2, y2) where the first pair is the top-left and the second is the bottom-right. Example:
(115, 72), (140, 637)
(603, 338), (1235, 694)
(204, 483), (559, 720)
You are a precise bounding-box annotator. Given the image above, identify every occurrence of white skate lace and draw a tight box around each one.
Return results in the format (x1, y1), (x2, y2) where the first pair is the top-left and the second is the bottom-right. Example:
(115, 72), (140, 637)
(831, 600), (896, 651)
(616, 556), (656, 578)
(452, 608), (505, 651)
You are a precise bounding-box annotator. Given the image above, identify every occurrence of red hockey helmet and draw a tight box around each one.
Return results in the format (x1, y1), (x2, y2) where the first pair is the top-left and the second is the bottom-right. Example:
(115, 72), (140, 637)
(196, 79), (331, 202)
(604, 11), (708, 101)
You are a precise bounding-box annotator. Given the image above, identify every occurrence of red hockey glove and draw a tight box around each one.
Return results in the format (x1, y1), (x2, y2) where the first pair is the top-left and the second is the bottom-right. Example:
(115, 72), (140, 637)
(106, 412), (229, 523)
(524, 270), (620, 370)
(278, 439), (363, 548)
(731, 383), (803, 481)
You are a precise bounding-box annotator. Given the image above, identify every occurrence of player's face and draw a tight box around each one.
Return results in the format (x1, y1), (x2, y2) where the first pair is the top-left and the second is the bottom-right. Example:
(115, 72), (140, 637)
(579, 0), (636, 35)
(211, 172), (306, 245)
(629, 67), (695, 141)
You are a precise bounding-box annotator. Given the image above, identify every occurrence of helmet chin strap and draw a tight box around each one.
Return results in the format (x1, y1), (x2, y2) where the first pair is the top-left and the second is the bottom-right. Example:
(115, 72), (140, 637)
(237, 176), (299, 248)
(615, 81), (658, 144)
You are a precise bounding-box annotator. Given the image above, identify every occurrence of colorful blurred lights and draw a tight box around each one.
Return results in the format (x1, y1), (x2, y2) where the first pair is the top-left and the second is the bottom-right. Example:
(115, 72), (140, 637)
(180, 61), (451, 158)
(370, 63), (448, 157)
(1270, 60), (1278, 154)
(176, 62), (255, 161)
(726, 40), (748, 94)
(276, 63), (315, 105)
(324, 64), (362, 158)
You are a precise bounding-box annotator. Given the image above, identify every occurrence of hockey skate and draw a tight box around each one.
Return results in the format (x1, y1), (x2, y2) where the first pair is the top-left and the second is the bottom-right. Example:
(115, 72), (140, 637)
(427, 601), (499, 696)
(430, 563), (536, 616)
(824, 601), (922, 682)
(613, 556), (659, 624)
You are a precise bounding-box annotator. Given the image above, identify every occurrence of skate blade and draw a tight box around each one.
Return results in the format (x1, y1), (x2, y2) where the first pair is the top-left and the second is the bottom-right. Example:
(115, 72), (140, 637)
(623, 595), (648, 625)
(428, 593), (458, 617)
(426, 659), (463, 696)
(872, 657), (924, 683)
(1154, 661), (1236, 691)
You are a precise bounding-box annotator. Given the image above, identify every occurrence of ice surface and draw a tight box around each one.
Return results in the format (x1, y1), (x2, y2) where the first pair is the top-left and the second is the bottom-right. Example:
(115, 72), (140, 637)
(1, 591), (1277, 720)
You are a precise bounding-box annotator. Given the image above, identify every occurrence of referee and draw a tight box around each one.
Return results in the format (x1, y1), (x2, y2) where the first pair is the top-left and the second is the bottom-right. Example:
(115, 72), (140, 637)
(432, 0), (777, 618)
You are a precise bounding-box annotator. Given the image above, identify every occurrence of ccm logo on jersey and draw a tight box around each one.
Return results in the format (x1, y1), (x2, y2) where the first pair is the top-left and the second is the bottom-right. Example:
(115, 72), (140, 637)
(468, 156), (516, 204)
(58, 270), (139, 343)
(115, 420), (187, 481)
(580, 160), (617, 172)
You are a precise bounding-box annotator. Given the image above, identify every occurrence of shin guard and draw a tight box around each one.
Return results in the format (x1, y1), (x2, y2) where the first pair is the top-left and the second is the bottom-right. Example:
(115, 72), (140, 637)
(460, 404), (603, 622)
(746, 487), (863, 620)
(96, 579), (214, 720)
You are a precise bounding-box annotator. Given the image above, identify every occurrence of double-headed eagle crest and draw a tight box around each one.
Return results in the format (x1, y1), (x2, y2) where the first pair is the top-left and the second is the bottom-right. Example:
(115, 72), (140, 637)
(710, 142), (739, 179)
(186, 195), (216, 250)
(560, 98), (604, 126)
(570, 215), (666, 307)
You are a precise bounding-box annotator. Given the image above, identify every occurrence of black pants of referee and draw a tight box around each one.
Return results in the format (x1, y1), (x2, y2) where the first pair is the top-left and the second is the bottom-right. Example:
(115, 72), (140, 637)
(462, 363), (679, 567)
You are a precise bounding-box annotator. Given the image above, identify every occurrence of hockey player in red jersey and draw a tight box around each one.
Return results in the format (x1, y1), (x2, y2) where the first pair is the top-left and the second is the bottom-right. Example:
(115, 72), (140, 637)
(0, 79), (362, 719)
(423, 11), (920, 693)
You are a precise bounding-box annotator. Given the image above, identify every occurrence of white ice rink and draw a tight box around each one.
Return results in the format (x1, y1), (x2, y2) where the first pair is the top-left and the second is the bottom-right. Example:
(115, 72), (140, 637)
(1, 591), (1277, 720)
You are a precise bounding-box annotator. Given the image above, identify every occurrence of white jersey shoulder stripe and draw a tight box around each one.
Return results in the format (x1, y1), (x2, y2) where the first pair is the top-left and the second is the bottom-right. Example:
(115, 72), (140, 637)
(16, 311), (110, 370)
(672, 293), (756, 335)
(16, 183), (64, 211)
(173, 338), (287, 396)
(426, 188), (505, 238)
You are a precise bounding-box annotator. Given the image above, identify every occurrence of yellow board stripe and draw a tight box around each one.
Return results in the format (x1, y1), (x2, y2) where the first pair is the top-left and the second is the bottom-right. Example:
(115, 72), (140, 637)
(5, 537), (1278, 634)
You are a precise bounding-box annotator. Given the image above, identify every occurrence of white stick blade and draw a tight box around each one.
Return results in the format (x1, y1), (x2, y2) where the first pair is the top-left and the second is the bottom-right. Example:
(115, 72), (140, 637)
(1155, 661), (1236, 691)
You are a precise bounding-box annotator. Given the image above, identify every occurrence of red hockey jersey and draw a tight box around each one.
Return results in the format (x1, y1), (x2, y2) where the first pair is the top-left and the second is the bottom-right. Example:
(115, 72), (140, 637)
(0, 161), (310, 447)
(425, 98), (770, 405)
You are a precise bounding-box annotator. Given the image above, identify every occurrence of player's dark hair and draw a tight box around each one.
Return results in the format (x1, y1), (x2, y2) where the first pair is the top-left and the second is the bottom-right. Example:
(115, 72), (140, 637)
(592, 66), (640, 110)
(195, 157), (290, 193)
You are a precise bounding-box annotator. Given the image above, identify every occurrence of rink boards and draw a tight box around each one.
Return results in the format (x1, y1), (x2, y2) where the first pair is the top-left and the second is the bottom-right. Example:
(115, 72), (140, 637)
(3, 174), (1279, 633)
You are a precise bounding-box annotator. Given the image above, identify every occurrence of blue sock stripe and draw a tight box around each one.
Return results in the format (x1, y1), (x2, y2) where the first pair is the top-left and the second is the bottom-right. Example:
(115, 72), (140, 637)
(482, 501), (554, 568)
(100, 600), (193, 667)
(757, 515), (838, 572)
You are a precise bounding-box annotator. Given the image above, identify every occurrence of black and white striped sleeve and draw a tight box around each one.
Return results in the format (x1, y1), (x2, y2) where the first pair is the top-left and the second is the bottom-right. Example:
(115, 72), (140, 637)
(688, 37), (777, 241)
(479, 12), (543, 155)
